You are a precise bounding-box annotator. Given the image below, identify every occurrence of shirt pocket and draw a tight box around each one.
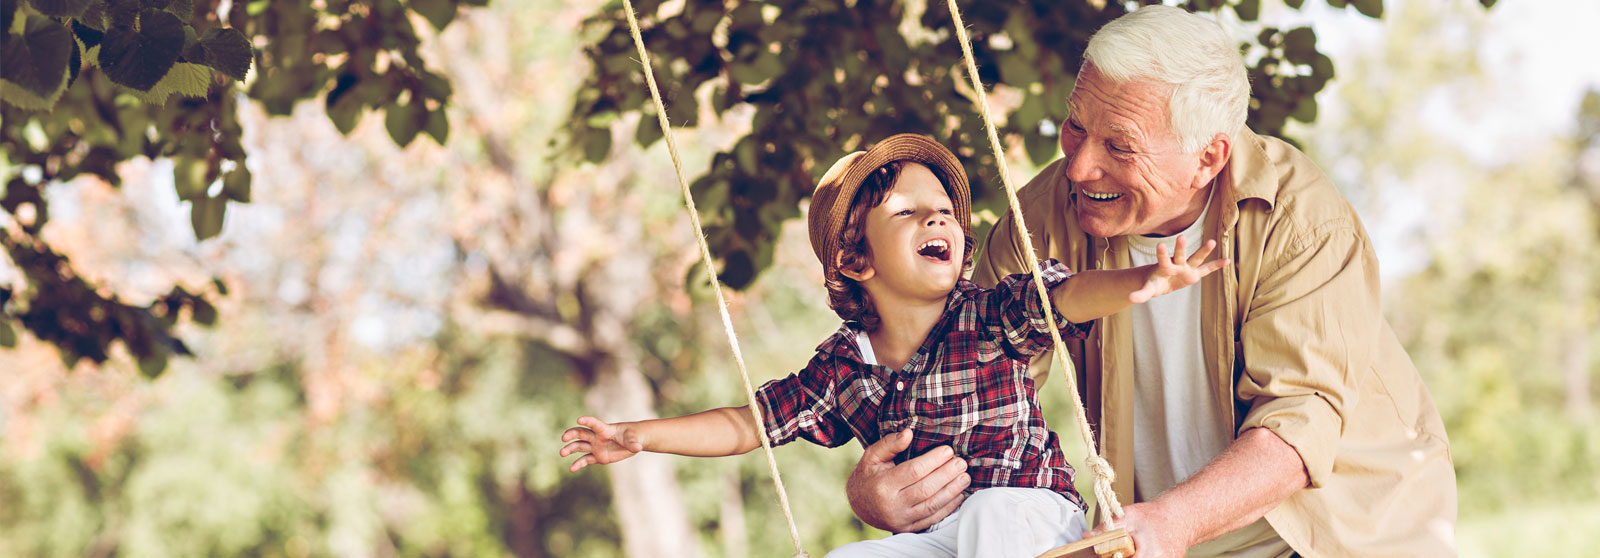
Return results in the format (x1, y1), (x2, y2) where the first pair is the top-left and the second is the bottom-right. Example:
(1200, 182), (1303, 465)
(906, 333), (1005, 437)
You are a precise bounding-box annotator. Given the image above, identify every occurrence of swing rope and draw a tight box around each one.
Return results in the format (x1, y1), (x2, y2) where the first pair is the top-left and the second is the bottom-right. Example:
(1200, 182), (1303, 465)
(620, 1), (809, 556)
(944, 0), (1126, 528)
(620, 0), (1124, 549)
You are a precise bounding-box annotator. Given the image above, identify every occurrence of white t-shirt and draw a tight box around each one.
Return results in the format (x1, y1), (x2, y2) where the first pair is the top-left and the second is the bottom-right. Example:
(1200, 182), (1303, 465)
(1126, 203), (1291, 558)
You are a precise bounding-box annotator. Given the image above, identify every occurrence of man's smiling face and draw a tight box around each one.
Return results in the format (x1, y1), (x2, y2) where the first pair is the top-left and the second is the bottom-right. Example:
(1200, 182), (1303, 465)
(1059, 63), (1215, 239)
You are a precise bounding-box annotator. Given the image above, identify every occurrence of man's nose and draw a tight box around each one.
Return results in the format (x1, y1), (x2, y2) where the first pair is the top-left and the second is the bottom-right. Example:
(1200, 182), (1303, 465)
(1064, 140), (1103, 183)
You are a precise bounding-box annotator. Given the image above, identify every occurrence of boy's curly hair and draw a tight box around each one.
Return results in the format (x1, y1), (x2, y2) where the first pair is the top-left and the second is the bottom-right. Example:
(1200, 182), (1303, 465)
(826, 161), (975, 332)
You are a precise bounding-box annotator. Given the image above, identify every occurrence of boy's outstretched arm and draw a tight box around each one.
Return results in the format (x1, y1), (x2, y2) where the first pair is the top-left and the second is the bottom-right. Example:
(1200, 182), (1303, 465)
(560, 406), (762, 472)
(1052, 236), (1229, 324)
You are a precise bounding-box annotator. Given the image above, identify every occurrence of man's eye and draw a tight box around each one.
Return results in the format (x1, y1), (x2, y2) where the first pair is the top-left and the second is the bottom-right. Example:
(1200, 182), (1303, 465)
(1108, 142), (1132, 154)
(1067, 121), (1086, 133)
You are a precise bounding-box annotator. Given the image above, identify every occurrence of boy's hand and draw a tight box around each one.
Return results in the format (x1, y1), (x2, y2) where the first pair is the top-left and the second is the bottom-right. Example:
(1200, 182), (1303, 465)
(561, 416), (645, 472)
(1128, 236), (1229, 304)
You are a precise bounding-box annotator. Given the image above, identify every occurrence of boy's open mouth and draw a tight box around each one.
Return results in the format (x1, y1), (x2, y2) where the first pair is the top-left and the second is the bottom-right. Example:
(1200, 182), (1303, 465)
(916, 238), (951, 263)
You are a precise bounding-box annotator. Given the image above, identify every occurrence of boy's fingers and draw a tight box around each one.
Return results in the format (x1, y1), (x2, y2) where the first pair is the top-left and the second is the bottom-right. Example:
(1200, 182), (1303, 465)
(1199, 258), (1231, 275)
(1155, 241), (1169, 264)
(569, 454), (595, 473)
(560, 441), (592, 457)
(1173, 235), (1187, 261)
(578, 416), (615, 437)
(1186, 239), (1217, 266)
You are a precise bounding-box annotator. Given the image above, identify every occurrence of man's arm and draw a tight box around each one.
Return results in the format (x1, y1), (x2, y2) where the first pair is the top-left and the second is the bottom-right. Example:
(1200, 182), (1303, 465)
(1095, 428), (1307, 556)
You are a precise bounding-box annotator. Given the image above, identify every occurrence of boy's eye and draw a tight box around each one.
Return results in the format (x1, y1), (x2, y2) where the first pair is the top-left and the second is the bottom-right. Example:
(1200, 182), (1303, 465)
(895, 209), (914, 216)
(938, 209), (953, 215)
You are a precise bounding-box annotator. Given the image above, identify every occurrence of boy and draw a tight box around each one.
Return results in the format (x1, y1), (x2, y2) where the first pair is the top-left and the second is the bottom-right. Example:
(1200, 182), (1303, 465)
(561, 134), (1227, 557)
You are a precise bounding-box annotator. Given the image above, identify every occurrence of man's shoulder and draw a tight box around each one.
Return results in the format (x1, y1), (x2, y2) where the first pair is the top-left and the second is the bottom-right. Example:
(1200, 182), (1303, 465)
(1015, 158), (1069, 210)
(1236, 131), (1364, 239)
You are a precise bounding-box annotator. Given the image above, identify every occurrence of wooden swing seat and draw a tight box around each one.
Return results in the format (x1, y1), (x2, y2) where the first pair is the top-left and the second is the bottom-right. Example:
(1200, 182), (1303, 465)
(1036, 528), (1136, 558)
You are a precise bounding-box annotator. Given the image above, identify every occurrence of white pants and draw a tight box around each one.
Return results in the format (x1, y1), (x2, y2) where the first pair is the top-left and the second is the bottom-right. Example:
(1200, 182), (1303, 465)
(827, 487), (1089, 558)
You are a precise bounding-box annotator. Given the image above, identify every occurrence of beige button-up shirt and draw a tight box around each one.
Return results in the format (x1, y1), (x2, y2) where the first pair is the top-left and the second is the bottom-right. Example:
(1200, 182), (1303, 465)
(971, 128), (1457, 557)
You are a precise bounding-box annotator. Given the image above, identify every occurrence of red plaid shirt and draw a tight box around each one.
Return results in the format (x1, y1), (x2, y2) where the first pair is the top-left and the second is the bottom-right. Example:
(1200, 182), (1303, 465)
(754, 259), (1089, 510)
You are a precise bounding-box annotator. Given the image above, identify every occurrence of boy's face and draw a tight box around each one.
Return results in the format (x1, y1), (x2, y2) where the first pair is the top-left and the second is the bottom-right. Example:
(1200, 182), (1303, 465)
(849, 163), (966, 303)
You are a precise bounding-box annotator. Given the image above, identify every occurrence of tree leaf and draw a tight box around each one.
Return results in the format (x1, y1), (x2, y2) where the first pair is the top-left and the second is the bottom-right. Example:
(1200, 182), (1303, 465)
(582, 127), (611, 163)
(1281, 27), (1317, 65)
(152, 61), (212, 98)
(0, 15), (73, 98)
(1024, 129), (1058, 167)
(172, 156), (209, 201)
(385, 101), (424, 147)
(27, 0), (93, 18)
(72, 18), (104, 47)
(327, 96), (364, 135)
(1353, 0), (1383, 19)
(197, 27), (251, 80)
(636, 111), (663, 148)
(424, 107), (449, 144)
(1234, 0), (1261, 21)
(223, 165), (251, 202)
(409, 0), (456, 31)
(190, 297), (216, 325)
(162, 0), (193, 22)
(189, 195), (226, 240)
(99, 9), (184, 91)
(0, 319), (15, 349)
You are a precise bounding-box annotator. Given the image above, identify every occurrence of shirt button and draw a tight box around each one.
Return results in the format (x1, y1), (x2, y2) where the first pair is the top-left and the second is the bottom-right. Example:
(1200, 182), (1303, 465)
(896, 380), (905, 391)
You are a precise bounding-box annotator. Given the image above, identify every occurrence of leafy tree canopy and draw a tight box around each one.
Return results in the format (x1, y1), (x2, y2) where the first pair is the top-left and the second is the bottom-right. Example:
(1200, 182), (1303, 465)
(570, 0), (1493, 290)
(1, 0), (486, 375)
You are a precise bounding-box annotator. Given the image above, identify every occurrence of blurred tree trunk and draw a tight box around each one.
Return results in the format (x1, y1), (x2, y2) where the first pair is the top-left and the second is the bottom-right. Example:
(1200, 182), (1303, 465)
(1563, 244), (1592, 420)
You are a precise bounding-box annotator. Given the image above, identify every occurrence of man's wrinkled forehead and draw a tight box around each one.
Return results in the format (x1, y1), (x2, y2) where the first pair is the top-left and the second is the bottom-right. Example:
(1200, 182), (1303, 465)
(1066, 88), (1144, 144)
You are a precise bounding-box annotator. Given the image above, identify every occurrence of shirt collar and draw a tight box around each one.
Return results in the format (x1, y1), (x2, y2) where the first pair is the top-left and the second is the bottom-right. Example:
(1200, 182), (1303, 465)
(816, 280), (980, 364)
(1217, 127), (1278, 210)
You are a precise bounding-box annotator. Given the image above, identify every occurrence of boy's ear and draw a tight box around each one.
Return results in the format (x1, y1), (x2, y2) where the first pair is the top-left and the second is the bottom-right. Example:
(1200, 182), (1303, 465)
(836, 252), (875, 282)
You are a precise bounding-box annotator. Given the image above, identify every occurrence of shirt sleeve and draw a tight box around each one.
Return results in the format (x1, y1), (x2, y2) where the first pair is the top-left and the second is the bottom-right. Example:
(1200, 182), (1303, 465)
(1236, 222), (1373, 488)
(752, 351), (856, 448)
(980, 258), (1094, 358)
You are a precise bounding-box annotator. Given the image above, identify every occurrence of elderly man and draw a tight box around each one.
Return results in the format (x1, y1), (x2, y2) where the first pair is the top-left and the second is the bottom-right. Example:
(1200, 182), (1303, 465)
(843, 6), (1456, 557)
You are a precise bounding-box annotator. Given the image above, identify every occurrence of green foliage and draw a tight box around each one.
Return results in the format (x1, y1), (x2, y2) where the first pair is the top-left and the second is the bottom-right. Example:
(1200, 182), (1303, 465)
(0, 0), (483, 375)
(570, 0), (1378, 289)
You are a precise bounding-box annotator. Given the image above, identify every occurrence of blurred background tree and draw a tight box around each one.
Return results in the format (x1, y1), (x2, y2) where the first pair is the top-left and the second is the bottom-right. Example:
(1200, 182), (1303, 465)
(2, 0), (1595, 557)
(2, 0), (483, 376)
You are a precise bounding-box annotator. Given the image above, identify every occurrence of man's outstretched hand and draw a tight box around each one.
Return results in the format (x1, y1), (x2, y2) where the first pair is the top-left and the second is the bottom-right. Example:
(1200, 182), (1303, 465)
(845, 429), (972, 533)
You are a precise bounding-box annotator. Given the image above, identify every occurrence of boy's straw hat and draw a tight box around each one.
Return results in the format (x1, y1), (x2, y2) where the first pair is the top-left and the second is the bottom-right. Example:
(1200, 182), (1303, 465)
(807, 133), (972, 283)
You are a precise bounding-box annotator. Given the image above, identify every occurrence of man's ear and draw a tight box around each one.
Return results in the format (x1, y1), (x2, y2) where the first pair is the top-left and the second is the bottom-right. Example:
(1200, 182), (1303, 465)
(836, 251), (875, 282)
(1194, 132), (1232, 189)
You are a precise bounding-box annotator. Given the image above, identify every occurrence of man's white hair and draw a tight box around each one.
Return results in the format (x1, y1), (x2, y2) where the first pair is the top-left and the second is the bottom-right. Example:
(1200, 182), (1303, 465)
(1082, 5), (1250, 154)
